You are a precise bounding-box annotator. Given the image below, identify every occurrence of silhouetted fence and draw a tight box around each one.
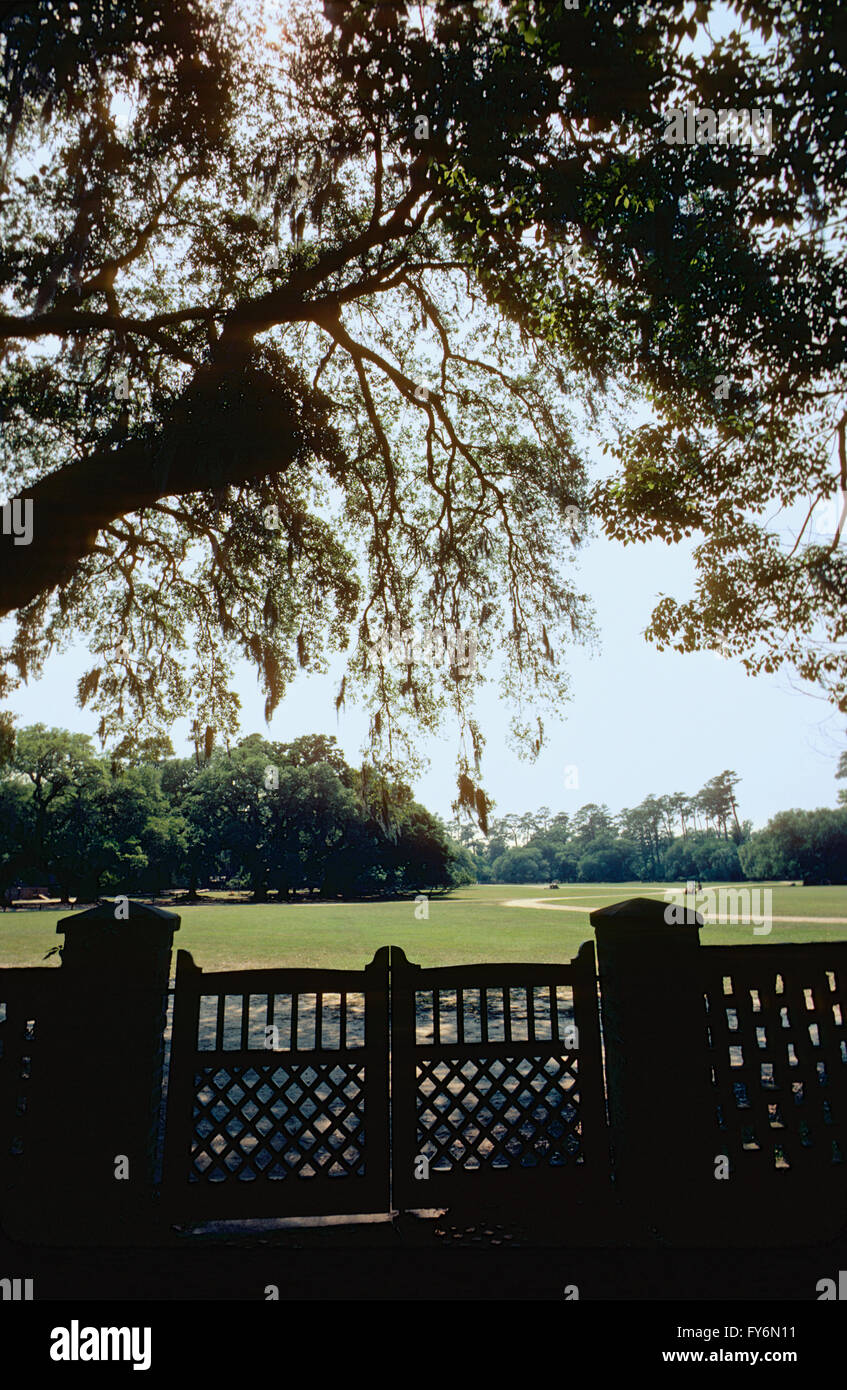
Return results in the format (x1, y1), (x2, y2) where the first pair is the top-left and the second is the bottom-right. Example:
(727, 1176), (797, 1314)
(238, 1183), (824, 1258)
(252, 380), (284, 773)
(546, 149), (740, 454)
(163, 948), (390, 1219)
(1, 897), (845, 1245)
(389, 943), (608, 1218)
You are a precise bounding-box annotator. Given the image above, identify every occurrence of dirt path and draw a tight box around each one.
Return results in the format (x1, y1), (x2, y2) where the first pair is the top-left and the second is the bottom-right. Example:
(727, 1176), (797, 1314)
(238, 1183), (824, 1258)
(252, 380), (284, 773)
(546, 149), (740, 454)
(500, 897), (847, 925)
(501, 898), (592, 913)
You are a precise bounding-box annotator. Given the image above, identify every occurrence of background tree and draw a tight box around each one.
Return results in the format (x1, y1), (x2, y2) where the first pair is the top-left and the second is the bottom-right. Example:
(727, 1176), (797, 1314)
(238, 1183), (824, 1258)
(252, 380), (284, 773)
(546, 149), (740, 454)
(695, 770), (742, 840)
(181, 734), (466, 898)
(490, 845), (546, 884)
(571, 803), (615, 847)
(9, 724), (98, 884)
(618, 803), (656, 879)
(740, 809), (847, 884)
(2, 724), (184, 897)
(667, 792), (690, 840)
(0, 722), (468, 900)
(50, 761), (177, 901)
(577, 834), (637, 884)
(664, 833), (743, 883)
(481, 771), (752, 881)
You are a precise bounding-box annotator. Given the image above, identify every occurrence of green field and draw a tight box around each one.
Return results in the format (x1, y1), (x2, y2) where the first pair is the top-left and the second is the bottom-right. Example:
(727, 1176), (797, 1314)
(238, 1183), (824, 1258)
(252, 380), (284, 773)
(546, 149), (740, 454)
(1, 881), (846, 971)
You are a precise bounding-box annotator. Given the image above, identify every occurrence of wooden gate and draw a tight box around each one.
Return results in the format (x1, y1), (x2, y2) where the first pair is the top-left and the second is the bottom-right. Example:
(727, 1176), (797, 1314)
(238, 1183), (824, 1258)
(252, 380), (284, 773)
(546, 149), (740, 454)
(390, 942), (609, 1215)
(162, 948), (390, 1219)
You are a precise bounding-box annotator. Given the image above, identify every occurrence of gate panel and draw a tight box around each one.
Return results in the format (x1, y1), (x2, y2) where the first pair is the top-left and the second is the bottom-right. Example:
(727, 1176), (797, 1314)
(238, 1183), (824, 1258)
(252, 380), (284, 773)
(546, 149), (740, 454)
(390, 941), (609, 1213)
(163, 947), (389, 1220)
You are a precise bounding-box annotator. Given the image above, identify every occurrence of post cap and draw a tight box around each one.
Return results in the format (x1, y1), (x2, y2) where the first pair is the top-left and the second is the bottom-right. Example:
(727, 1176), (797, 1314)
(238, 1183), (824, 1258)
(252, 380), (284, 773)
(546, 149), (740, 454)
(58, 899), (181, 935)
(590, 896), (702, 929)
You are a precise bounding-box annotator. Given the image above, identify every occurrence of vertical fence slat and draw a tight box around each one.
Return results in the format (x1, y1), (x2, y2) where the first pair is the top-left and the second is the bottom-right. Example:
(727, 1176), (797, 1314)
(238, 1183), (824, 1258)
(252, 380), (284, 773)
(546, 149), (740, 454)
(315, 990), (323, 1052)
(290, 991), (299, 1053)
(548, 983), (559, 1042)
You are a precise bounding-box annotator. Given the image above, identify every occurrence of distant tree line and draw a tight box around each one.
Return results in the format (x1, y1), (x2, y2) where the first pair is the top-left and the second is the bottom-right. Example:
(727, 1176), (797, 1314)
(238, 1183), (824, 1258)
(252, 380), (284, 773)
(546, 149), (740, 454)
(448, 770), (847, 884)
(3, 731), (844, 899)
(0, 726), (474, 902)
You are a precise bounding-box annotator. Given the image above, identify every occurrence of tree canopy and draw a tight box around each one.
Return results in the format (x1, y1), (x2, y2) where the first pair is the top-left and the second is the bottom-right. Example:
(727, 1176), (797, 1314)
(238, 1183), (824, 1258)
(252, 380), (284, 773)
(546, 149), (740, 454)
(1, 0), (845, 821)
(456, 774), (847, 884)
(458, 768), (752, 880)
(740, 807), (847, 884)
(0, 724), (471, 898)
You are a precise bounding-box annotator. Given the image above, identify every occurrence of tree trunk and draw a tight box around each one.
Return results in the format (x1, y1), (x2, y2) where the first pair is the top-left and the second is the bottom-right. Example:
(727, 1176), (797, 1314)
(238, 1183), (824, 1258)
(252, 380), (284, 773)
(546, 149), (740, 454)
(0, 342), (320, 618)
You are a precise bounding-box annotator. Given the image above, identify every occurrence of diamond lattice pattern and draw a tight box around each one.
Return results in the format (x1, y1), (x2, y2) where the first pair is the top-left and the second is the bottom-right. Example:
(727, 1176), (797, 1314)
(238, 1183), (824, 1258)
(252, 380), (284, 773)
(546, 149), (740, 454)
(189, 1062), (368, 1182)
(415, 1054), (583, 1171)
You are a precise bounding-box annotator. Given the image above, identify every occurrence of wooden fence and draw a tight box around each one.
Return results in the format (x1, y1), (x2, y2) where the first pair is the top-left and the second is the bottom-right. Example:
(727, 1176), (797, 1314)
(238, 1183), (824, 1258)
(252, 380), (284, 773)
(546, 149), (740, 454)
(162, 948), (390, 1219)
(0, 896), (845, 1245)
(389, 943), (608, 1217)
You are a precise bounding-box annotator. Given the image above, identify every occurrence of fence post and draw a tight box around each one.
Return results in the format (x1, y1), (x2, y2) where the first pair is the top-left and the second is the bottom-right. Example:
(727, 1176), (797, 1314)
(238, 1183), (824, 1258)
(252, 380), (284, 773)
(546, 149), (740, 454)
(14, 900), (179, 1243)
(591, 896), (715, 1240)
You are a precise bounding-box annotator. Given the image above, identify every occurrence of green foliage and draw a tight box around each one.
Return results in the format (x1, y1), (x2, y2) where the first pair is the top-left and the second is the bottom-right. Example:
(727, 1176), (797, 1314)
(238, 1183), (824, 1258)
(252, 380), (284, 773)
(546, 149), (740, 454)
(577, 835), (638, 883)
(2, 0), (844, 817)
(0, 723), (465, 899)
(462, 768), (753, 882)
(740, 808), (847, 883)
(0, 723), (184, 897)
(663, 834), (744, 882)
(490, 846), (547, 883)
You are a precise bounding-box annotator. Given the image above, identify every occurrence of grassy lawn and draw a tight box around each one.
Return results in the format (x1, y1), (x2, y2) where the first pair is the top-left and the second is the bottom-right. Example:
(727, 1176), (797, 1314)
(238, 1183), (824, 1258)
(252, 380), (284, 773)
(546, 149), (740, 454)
(1, 881), (846, 971)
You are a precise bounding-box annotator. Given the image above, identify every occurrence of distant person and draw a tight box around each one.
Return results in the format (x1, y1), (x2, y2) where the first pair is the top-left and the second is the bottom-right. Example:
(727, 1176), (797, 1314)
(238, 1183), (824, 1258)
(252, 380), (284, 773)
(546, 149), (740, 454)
(1, 886), (13, 912)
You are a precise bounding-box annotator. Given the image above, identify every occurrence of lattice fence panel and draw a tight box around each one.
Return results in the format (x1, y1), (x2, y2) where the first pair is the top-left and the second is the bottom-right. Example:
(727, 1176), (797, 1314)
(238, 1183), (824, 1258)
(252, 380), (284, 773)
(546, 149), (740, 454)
(189, 1060), (368, 1182)
(163, 951), (389, 1218)
(416, 1053), (584, 1173)
(391, 944), (608, 1209)
(702, 945), (847, 1175)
